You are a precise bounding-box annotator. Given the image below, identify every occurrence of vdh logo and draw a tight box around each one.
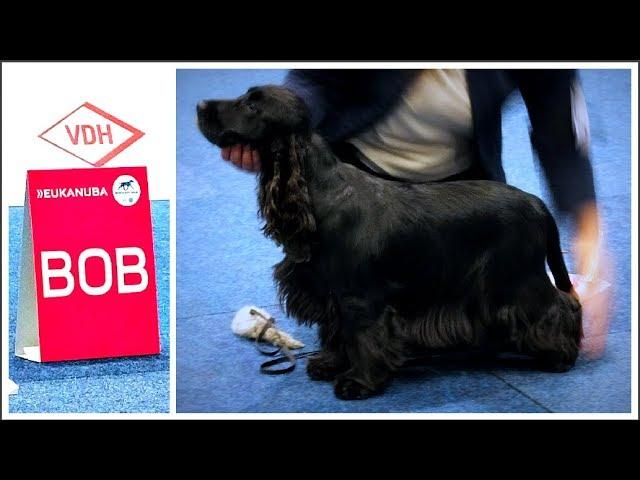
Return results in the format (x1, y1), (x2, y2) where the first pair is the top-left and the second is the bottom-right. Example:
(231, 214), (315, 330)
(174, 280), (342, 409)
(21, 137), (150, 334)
(36, 187), (108, 199)
(112, 175), (141, 206)
(38, 102), (144, 167)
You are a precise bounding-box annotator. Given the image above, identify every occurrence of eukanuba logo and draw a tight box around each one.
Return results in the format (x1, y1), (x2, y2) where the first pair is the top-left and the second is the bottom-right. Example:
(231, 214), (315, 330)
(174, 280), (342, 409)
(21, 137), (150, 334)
(36, 187), (108, 199)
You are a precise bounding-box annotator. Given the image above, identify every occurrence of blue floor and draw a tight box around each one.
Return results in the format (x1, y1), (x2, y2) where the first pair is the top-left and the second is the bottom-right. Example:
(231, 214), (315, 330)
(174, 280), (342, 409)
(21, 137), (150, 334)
(8, 200), (170, 413)
(176, 69), (632, 413)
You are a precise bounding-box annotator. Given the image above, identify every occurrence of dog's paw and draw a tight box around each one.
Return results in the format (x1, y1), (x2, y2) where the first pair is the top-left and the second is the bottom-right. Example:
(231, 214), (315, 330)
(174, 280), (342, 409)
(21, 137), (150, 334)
(334, 375), (376, 400)
(307, 354), (344, 381)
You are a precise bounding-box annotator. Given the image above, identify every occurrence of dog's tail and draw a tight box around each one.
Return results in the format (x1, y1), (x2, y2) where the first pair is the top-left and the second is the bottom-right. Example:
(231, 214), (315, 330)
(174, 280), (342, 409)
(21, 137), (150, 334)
(545, 209), (573, 293)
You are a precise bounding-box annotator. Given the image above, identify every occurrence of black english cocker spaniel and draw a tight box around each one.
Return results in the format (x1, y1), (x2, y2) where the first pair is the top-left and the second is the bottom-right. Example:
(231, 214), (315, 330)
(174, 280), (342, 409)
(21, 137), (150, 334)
(197, 85), (582, 400)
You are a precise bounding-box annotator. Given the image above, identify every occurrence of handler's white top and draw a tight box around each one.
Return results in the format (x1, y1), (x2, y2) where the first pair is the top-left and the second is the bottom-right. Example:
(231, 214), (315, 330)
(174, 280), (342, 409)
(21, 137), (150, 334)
(348, 69), (474, 181)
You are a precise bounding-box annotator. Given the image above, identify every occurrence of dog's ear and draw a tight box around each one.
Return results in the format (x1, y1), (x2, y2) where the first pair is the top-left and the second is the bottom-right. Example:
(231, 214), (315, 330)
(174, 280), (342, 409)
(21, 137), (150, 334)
(259, 134), (316, 262)
(282, 134), (317, 261)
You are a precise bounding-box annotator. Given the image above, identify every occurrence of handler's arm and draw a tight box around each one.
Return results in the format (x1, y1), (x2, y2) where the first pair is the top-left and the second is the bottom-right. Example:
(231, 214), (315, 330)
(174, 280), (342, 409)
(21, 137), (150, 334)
(512, 69), (596, 215)
(282, 69), (340, 128)
(513, 70), (601, 273)
(514, 70), (611, 354)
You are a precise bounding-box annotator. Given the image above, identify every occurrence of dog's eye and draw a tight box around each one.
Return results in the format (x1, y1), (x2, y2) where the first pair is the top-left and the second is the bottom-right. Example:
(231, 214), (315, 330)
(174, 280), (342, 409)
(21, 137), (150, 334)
(245, 103), (260, 114)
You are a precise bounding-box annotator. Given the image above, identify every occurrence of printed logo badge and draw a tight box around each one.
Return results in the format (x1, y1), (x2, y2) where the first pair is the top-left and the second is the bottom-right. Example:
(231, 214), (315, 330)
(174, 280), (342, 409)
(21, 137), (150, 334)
(38, 102), (144, 167)
(112, 175), (141, 206)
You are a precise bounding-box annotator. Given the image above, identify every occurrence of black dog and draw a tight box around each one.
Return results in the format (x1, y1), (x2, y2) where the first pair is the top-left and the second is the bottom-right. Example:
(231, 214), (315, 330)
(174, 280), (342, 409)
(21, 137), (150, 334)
(197, 85), (582, 400)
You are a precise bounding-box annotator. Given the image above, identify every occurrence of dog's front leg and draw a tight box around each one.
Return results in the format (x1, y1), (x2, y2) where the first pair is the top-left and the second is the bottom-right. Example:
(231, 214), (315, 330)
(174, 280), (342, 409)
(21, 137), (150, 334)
(307, 322), (350, 381)
(333, 303), (406, 400)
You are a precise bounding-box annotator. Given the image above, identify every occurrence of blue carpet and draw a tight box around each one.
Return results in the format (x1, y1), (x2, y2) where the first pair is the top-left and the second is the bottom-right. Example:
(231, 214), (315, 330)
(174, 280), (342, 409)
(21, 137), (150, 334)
(9, 371), (169, 414)
(176, 69), (632, 413)
(8, 200), (170, 413)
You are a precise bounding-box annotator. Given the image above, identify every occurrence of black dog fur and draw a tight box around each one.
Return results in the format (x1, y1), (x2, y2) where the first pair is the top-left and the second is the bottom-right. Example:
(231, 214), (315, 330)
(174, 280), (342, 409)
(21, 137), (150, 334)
(197, 85), (583, 400)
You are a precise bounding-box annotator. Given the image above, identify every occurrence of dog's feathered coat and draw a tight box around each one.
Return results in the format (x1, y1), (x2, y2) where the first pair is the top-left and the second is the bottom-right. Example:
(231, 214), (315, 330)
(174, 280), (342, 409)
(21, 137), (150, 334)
(197, 85), (582, 400)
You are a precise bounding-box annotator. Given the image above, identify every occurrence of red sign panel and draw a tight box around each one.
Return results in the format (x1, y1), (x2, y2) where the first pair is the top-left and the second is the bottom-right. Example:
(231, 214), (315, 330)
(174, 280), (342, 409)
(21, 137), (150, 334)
(16, 166), (160, 362)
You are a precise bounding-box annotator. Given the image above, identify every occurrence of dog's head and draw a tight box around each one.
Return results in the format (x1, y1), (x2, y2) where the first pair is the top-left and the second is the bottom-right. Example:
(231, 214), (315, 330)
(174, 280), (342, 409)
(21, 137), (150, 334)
(197, 85), (311, 148)
(197, 85), (317, 262)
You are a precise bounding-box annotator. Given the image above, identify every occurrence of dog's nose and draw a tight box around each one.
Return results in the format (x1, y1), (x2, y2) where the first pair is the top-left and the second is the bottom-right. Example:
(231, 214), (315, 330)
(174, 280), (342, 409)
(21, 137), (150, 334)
(197, 100), (208, 114)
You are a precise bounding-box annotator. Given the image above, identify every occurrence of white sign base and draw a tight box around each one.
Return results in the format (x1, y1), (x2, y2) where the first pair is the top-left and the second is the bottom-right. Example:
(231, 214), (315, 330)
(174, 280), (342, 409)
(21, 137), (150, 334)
(5, 379), (19, 396)
(15, 191), (42, 362)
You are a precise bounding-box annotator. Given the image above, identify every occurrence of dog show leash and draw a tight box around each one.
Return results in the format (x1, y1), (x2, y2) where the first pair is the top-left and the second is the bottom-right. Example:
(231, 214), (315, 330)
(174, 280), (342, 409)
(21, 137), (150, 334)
(249, 308), (503, 376)
(251, 308), (320, 375)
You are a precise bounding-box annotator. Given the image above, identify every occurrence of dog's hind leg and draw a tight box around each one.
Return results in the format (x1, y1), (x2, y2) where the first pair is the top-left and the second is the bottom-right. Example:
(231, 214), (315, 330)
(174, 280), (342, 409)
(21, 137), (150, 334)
(500, 279), (583, 372)
(332, 302), (408, 400)
(530, 290), (582, 372)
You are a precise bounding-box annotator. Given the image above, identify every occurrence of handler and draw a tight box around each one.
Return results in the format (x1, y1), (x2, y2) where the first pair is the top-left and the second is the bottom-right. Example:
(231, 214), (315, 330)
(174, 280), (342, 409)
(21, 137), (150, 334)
(220, 69), (611, 356)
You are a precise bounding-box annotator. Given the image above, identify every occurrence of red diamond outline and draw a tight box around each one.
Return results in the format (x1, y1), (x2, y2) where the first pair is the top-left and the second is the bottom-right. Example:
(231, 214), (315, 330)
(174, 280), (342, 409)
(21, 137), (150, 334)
(38, 102), (145, 167)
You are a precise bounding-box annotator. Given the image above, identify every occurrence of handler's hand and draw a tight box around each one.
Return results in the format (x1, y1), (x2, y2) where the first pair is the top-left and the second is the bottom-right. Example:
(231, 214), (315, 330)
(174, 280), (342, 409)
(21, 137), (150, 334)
(572, 201), (614, 359)
(221, 144), (261, 172)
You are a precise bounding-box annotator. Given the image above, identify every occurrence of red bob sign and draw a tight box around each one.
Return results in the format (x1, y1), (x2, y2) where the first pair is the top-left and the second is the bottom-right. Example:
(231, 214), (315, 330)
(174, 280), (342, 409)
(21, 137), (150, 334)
(15, 166), (160, 362)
